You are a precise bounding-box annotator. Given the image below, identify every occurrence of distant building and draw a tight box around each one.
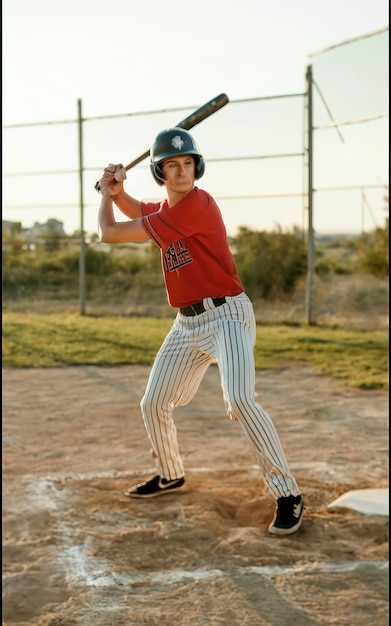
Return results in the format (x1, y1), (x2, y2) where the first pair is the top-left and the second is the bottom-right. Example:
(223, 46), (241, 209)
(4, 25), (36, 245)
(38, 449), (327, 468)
(2, 218), (66, 242)
(25, 219), (66, 241)
(2, 220), (22, 235)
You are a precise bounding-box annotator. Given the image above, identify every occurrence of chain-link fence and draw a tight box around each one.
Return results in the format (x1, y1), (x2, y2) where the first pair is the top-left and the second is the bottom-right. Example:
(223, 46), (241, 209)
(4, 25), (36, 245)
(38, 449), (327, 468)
(308, 27), (388, 233)
(3, 93), (308, 238)
(3, 28), (388, 320)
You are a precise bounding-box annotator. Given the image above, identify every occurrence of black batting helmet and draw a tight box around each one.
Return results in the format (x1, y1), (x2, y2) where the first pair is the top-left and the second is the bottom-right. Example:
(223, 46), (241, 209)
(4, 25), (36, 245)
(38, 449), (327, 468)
(150, 128), (205, 185)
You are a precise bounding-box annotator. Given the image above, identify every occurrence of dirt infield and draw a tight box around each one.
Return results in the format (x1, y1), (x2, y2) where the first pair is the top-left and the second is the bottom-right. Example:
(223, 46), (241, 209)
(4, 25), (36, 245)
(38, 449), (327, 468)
(2, 364), (389, 626)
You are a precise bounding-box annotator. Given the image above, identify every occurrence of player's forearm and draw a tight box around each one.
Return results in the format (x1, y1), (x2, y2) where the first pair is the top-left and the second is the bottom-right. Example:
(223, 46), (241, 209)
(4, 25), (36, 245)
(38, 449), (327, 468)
(98, 194), (149, 244)
(111, 189), (142, 219)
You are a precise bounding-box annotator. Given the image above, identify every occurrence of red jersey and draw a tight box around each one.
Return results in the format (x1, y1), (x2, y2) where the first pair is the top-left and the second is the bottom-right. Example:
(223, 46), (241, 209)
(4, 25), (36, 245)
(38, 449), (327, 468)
(141, 187), (244, 308)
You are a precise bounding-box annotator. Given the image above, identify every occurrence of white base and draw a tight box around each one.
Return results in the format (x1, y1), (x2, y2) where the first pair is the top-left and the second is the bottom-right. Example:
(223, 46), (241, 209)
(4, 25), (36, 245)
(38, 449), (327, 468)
(327, 488), (389, 516)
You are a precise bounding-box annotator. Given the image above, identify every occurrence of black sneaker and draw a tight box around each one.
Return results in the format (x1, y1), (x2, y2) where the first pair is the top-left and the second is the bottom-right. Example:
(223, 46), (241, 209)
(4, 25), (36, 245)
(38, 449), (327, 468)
(268, 495), (305, 536)
(124, 474), (185, 499)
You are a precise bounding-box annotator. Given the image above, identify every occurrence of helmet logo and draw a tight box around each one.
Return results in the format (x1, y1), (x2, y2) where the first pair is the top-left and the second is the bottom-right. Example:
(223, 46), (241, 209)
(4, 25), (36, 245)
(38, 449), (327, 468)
(171, 135), (184, 150)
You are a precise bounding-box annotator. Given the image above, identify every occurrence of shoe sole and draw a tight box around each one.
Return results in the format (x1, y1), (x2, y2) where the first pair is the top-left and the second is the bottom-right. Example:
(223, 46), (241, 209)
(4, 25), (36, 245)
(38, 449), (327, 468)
(268, 514), (304, 535)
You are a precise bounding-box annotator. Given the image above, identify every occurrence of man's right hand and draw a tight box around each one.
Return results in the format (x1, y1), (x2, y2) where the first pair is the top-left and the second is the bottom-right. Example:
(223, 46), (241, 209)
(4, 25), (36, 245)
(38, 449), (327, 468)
(95, 163), (127, 195)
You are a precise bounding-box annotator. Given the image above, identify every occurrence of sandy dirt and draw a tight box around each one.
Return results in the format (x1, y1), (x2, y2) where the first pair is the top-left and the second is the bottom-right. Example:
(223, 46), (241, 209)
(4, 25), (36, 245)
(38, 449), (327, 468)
(2, 364), (389, 626)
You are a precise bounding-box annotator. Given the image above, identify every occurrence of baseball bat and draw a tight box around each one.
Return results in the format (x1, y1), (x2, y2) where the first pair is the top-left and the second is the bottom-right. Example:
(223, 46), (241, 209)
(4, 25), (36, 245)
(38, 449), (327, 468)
(95, 93), (229, 190)
(123, 93), (229, 171)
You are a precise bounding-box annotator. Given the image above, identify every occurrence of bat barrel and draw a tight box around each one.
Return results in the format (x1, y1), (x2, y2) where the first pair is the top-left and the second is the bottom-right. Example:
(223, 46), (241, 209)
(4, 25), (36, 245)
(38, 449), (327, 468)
(96, 93), (230, 185)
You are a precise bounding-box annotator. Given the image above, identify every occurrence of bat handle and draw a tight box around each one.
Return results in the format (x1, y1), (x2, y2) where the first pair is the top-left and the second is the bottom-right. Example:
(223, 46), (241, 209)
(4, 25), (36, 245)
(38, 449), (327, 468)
(124, 150), (151, 172)
(95, 163), (127, 193)
(95, 93), (229, 188)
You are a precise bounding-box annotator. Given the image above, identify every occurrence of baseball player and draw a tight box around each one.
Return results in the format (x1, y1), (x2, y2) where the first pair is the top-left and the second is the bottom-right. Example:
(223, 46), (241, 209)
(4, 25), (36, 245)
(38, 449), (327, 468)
(96, 128), (304, 535)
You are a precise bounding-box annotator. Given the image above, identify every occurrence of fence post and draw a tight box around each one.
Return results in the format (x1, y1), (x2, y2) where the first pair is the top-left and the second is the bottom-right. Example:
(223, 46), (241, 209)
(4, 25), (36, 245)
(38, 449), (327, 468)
(305, 65), (315, 325)
(77, 98), (86, 315)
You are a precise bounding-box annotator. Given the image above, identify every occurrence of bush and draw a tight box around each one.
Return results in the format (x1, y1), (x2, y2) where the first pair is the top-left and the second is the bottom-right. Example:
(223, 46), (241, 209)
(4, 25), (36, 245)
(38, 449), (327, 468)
(353, 221), (388, 277)
(233, 225), (307, 299)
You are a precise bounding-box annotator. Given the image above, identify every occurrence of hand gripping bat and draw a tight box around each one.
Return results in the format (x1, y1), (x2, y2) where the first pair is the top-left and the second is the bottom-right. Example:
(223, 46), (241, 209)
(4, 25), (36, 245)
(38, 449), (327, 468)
(95, 93), (229, 191)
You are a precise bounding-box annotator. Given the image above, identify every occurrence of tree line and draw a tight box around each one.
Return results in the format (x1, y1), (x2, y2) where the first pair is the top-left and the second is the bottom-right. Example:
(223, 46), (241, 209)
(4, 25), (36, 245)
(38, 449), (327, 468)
(2, 222), (388, 303)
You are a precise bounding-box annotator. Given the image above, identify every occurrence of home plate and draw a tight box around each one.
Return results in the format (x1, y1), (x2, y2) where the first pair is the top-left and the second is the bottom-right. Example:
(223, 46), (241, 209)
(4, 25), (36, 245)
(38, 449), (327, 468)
(328, 488), (389, 516)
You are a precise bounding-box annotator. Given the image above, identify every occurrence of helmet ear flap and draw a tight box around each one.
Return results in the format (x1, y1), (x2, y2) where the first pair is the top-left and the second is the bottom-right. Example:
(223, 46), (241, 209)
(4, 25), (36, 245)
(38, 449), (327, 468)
(150, 162), (166, 185)
(151, 156), (205, 186)
(194, 156), (205, 180)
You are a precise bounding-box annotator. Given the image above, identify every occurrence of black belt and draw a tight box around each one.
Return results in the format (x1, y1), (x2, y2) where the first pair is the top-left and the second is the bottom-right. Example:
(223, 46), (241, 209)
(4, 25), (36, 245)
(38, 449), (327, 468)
(180, 297), (226, 317)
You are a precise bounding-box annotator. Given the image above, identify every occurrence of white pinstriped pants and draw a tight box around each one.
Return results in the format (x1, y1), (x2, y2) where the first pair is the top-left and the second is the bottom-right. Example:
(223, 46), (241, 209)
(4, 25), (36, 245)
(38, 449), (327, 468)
(140, 292), (300, 500)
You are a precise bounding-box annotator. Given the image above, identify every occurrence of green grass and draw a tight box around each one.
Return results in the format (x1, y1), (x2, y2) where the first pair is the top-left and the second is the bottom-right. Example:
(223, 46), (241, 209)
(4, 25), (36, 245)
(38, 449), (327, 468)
(254, 324), (388, 390)
(2, 312), (388, 390)
(2, 312), (173, 368)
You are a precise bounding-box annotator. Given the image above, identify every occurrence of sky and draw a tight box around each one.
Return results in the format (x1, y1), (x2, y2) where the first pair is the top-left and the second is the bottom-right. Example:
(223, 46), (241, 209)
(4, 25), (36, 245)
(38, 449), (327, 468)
(2, 0), (389, 237)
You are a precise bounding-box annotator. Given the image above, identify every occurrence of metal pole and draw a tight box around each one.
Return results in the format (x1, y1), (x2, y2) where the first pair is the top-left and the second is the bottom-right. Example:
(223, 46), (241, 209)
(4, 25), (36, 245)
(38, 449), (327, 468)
(361, 188), (365, 234)
(301, 77), (307, 240)
(77, 98), (86, 315)
(305, 65), (315, 325)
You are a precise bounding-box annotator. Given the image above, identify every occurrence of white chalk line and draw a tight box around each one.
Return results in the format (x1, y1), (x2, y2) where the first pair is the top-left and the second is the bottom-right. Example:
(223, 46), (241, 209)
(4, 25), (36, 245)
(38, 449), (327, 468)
(60, 548), (388, 588)
(21, 473), (389, 590)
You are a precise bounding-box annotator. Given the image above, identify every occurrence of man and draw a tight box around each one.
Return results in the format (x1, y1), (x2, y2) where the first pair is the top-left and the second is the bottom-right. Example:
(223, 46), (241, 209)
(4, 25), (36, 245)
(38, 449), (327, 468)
(96, 127), (304, 535)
